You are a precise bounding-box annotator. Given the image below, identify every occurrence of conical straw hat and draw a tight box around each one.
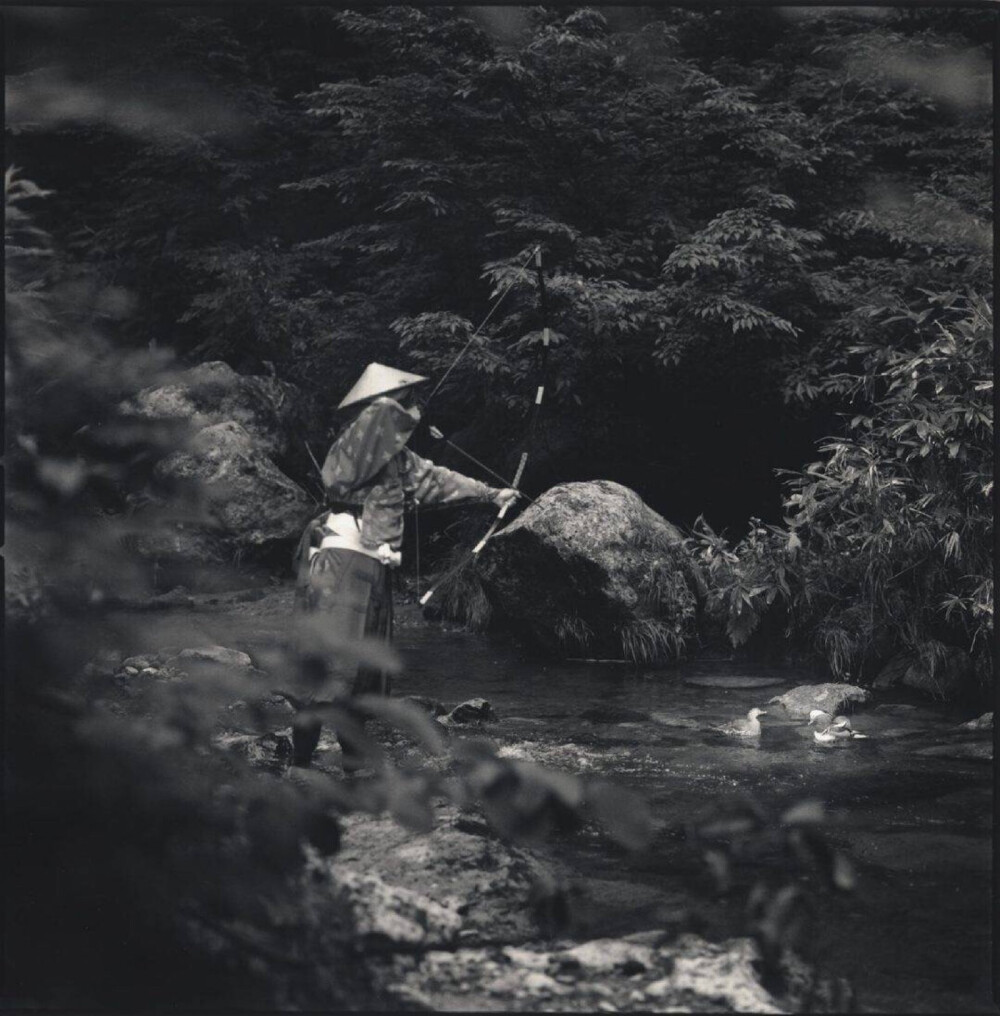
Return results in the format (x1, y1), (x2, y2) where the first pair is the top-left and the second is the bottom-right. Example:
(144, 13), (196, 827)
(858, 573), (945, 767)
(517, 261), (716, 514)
(337, 362), (429, 410)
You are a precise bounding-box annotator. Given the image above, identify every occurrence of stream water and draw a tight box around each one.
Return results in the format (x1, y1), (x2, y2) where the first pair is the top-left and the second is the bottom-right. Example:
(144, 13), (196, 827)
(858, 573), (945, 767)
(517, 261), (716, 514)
(99, 587), (995, 1014)
(393, 606), (995, 1015)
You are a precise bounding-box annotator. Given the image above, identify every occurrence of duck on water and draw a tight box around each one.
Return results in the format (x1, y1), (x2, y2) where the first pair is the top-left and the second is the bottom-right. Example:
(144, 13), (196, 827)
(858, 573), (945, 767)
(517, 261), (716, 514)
(808, 709), (869, 743)
(714, 707), (767, 737)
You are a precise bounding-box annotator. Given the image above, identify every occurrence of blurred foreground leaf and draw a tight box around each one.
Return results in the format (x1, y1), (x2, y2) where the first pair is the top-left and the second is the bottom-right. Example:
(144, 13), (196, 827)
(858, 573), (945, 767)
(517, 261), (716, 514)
(585, 779), (655, 851)
(353, 694), (448, 756)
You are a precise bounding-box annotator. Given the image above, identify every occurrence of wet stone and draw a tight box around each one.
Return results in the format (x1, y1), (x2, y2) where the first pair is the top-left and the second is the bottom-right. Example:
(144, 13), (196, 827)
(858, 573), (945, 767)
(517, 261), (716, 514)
(959, 712), (993, 730)
(501, 945), (550, 970)
(81, 649), (125, 680)
(874, 647), (972, 699)
(446, 698), (496, 724)
(768, 683), (871, 720)
(170, 645), (253, 668)
(329, 869), (462, 949)
(523, 971), (567, 995)
(665, 934), (785, 1013)
(215, 731), (293, 766)
(553, 938), (656, 975)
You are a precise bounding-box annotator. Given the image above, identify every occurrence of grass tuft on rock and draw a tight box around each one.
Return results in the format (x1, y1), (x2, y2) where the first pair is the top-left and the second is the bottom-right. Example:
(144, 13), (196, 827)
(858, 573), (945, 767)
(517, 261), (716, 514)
(619, 617), (687, 665)
(552, 613), (595, 654)
(423, 552), (493, 631)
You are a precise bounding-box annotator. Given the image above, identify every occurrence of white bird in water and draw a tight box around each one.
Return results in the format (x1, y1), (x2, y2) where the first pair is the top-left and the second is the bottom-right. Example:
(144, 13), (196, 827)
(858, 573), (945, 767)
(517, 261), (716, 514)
(808, 709), (849, 729)
(813, 725), (852, 743)
(715, 708), (767, 737)
(808, 709), (868, 742)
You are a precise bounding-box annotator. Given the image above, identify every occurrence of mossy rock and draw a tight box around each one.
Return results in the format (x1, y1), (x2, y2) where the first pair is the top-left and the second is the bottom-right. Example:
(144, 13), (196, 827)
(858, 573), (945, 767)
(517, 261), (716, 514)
(476, 481), (699, 662)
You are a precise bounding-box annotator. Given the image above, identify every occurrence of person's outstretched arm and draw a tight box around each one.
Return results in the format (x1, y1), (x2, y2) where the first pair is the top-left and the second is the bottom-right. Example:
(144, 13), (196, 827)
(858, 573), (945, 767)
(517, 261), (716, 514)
(402, 449), (516, 509)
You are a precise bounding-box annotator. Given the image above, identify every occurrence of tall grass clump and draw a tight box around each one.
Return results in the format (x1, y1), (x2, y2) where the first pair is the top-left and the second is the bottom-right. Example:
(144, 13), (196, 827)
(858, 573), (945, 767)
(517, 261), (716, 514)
(618, 617), (687, 665)
(552, 612), (597, 655)
(423, 548), (494, 631)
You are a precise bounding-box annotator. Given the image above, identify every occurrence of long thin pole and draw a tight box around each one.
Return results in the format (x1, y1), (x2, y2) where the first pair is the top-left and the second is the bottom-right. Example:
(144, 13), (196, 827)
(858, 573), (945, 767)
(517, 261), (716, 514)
(506, 246), (552, 493)
(418, 247), (550, 607)
(305, 440), (323, 480)
(414, 500), (421, 599)
(302, 441), (325, 504)
(423, 245), (539, 409)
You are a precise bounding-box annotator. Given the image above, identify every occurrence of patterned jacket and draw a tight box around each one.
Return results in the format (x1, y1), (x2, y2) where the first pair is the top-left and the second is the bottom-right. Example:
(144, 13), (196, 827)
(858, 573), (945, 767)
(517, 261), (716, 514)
(319, 396), (496, 550)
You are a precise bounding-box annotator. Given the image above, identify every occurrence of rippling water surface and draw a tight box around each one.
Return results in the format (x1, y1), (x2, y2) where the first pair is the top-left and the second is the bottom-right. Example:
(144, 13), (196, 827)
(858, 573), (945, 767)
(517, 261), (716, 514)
(393, 607), (994, 1015)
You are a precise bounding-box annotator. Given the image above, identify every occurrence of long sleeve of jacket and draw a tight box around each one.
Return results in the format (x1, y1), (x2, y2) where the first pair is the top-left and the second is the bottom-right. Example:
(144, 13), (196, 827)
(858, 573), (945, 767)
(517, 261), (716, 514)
(401, 450), (495, 506)
(359, 451), (496, 550)
(318, 395), (498, 551)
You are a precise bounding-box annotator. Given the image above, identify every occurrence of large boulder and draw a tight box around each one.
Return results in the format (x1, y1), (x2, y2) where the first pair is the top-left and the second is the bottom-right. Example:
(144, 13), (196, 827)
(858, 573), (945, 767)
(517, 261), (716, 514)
(131, 421), (315, 589)
(122, 360), (318, 470)
(475, 481), (698, 660)
(154, 421), (314, 545)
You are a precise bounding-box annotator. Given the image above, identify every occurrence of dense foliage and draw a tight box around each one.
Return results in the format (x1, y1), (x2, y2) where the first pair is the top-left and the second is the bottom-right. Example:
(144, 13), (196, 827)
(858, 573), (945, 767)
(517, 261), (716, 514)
(691, 295), (992, 688)
(6, 4), (993, 681)
(8, 7), (989, 516)
(7, 7), (984, 1004)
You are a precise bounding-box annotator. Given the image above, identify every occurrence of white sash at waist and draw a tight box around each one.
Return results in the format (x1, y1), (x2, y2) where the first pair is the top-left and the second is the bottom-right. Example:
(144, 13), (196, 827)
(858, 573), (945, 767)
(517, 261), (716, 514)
(313, 533), (379, 557)
(308, 512), (394, 564)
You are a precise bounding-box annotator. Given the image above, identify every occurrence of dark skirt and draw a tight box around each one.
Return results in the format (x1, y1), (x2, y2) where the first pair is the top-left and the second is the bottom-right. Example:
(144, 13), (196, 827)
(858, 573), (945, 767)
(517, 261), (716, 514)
(293, 547), (393, 768)
(297, 547), (393, 697)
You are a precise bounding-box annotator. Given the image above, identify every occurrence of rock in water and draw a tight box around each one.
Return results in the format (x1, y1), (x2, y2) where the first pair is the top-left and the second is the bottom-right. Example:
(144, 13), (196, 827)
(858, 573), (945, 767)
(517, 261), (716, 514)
(476, 481), (698, 659)
(768, 683), (871, 720)
(170, 645), (253, 669)
(553, 938), (655, 975)
(960, 712), (993, 730)
(446, 698), (495, 724)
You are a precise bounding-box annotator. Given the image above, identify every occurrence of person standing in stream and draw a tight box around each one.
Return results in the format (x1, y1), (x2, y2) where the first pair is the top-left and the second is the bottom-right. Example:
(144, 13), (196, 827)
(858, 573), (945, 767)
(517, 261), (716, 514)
(291, 362), (517, 770)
